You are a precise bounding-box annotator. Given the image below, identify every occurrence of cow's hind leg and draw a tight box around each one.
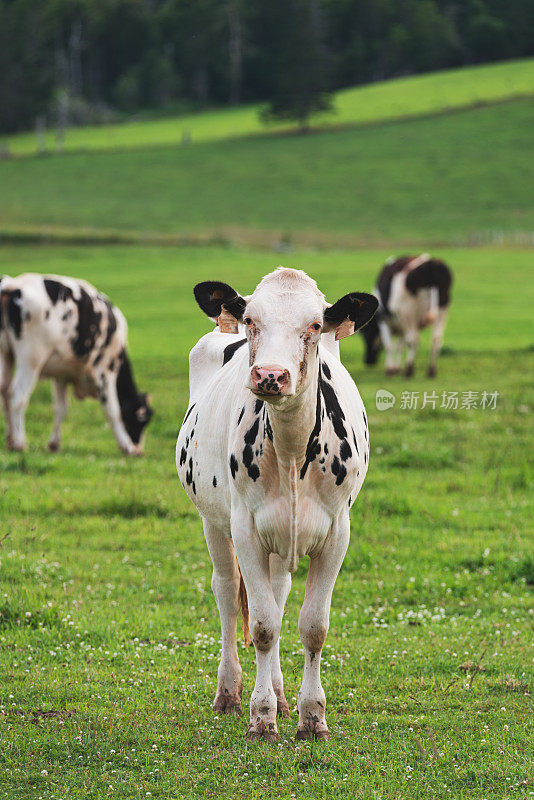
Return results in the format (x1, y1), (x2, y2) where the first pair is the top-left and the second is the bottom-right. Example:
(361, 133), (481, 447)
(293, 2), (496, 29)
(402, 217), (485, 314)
(428, 310), (448, 378)
(270, 554), (291, 718)
(0, 350), (14, 448)
(204, 520), (243, 716)
(404, 328), (419, 377)
(296, 515), (350, 741)
(48, 379), (68, 452)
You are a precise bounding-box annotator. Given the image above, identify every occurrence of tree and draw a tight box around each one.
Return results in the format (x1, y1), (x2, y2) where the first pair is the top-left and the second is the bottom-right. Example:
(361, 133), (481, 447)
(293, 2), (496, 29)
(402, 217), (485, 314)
(260, 0), (332, 131)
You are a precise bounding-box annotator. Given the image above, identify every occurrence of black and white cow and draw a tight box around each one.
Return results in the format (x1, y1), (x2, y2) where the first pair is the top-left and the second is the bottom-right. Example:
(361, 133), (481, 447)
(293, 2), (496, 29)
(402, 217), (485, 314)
(176, 268), (378, 741)
(0, 273), (153, 454)
(361, 254), (453, 377)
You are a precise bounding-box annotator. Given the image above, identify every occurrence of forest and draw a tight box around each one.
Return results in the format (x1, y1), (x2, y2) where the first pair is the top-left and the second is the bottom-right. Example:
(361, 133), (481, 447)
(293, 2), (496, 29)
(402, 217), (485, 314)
(2, 0), (534, 133)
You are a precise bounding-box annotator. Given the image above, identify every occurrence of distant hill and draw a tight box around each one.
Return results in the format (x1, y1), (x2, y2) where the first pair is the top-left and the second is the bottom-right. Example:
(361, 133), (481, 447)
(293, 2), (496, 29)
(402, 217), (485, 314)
(4, 59), (534, 158)
(1, 95), (532, 248)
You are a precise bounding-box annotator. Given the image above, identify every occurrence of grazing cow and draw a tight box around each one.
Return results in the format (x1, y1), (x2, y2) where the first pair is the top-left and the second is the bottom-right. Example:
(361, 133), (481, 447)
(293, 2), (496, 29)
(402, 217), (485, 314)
(361, 254), (453, 377)
(176, 268), (378, 741)
(0, 273), (153, 454)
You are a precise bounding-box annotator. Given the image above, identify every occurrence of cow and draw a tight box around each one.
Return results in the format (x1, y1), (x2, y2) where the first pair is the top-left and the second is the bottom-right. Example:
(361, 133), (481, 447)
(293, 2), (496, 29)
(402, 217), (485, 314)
(0, 273), (153, 455)
(176, 267), (378, 741)
(361, 254), (453, 377)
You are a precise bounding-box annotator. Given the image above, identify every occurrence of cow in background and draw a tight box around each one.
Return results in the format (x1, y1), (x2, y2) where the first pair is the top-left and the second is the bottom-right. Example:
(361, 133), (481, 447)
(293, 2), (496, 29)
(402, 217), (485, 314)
(361, 254), (453, 377)
(177, 268), (378, 741)
(0, 273), (153, 454)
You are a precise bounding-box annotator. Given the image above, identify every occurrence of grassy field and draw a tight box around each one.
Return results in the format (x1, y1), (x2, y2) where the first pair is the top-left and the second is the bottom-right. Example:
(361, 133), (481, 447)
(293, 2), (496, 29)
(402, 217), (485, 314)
(0, 245), (532, 800)
(1, 99), (534, 247)
(4, 58), (534, 157)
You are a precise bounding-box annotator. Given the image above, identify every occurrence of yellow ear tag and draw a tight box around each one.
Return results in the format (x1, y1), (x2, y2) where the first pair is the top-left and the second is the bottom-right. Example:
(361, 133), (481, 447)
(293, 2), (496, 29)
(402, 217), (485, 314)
(218, 308), (239, 334)
(335, 319), (355, 341)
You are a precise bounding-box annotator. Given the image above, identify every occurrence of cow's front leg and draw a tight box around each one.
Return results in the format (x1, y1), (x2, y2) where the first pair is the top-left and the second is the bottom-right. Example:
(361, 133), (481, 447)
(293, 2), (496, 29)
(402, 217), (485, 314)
(203, 520), (243, 715)
(269, 553), (291, 718)
(232, 508), (281, 741)
(9, 358), (43, 451)
(297, 515), (350, 741)
(48, 379), (68, 452)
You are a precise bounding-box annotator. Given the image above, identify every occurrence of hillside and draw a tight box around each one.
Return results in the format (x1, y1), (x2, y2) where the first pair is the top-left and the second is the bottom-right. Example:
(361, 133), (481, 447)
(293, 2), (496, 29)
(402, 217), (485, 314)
(4, 59), (534, 158)
(1, 99), (533, 247)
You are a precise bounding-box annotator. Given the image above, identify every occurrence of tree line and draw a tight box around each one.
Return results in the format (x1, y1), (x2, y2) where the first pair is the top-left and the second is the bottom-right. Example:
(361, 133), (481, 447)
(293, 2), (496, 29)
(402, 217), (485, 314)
(1, 0), (533, 134)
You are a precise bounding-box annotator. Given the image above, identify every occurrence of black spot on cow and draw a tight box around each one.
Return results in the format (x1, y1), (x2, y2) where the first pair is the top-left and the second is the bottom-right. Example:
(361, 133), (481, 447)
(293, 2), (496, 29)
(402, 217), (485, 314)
(61, 309), (72, 321)
(192, 481), (196, 495)
(116, 348), (153, 444)
(244, 417), (259, 445)
(319, 370), (347, 440)
(44, 279), (73, 305)
(340, 439), (352, 461)
(237, 406), (245, 426)
(265, 413), (273, 442)
(321, 362), (331, 380)
(71, 287), (102, 358)
(186, 457), (193, 486)
(212, 476), (217, 487)
(300, 377), (322, 479)
(254, 398), (264, 415)
(180, 447), (187, 466)
(44, 309), (50, 320)
(352, 429), (359, 455)
(223, 338), (246, 365)
(405, 258), (453, 307)
(103, 301), (117, 348)
(183, 404), (195, 424)
(331, 455), (347, 486)
(324, 442), (328, 455)
(230, 454), (238, 478)
(5, 289), (23, 339)
(362, 410), (367, 428)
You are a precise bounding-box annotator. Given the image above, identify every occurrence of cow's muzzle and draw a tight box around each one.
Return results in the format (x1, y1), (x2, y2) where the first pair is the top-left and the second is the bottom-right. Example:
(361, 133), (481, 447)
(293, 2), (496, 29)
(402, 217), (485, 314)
(249, 365), (290, 396)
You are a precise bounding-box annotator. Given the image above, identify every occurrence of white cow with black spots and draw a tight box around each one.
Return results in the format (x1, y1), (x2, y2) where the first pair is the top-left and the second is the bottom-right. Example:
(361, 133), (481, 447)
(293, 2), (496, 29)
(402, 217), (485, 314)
(0, 273), (153, 454)
(176, 268), (378, 741)
(360, 254), (453, 377)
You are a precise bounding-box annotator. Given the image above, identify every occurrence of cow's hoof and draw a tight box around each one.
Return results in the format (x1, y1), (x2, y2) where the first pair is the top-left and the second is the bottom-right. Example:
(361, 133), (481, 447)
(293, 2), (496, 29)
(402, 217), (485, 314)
(385, 367), (399, 376)
(404, 364), (415, 377)
(276, 695), (291, 719)
(213, 691), (242, 716)
(427, 366), (437, 378)
(8, 442), (26, 452)
(296, 725), (330, 742)
(47, 440), (60, 452)
(246, 720), (279, 742)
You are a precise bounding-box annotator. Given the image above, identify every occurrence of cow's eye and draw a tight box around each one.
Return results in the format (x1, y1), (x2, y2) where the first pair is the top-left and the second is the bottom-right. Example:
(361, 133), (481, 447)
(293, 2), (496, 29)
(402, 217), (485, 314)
(244, 317), (253, 326)
(312, 323), (321, 331)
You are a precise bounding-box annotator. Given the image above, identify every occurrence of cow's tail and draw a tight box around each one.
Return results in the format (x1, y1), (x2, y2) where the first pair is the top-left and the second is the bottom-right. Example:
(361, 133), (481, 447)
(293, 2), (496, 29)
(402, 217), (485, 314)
(238, 568), (251, 648)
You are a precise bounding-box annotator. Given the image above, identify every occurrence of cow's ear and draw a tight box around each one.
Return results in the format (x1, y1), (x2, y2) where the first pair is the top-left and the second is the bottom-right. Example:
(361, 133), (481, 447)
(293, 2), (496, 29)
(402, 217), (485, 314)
(324, 292), (379, 341)
(194, 281), (246, 333)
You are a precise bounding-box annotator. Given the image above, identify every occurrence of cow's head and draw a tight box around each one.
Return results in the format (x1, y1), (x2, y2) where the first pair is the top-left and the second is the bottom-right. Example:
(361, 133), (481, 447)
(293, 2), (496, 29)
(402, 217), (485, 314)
(116, 350), (154, 453)
(359, 312), (382, 365)
(194, 268), (378, 402)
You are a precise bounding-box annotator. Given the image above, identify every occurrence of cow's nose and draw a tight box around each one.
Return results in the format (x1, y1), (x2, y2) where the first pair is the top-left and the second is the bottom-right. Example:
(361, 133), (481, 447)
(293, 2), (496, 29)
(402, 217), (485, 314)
(250, 365), (290, 395)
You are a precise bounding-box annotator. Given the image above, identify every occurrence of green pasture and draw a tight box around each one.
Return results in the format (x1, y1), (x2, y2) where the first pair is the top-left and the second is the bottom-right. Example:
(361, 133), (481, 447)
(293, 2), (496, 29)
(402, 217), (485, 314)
(1, 99), (534, 247)
(5, 58), (534, 157)
(0, 245), (532, 800)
